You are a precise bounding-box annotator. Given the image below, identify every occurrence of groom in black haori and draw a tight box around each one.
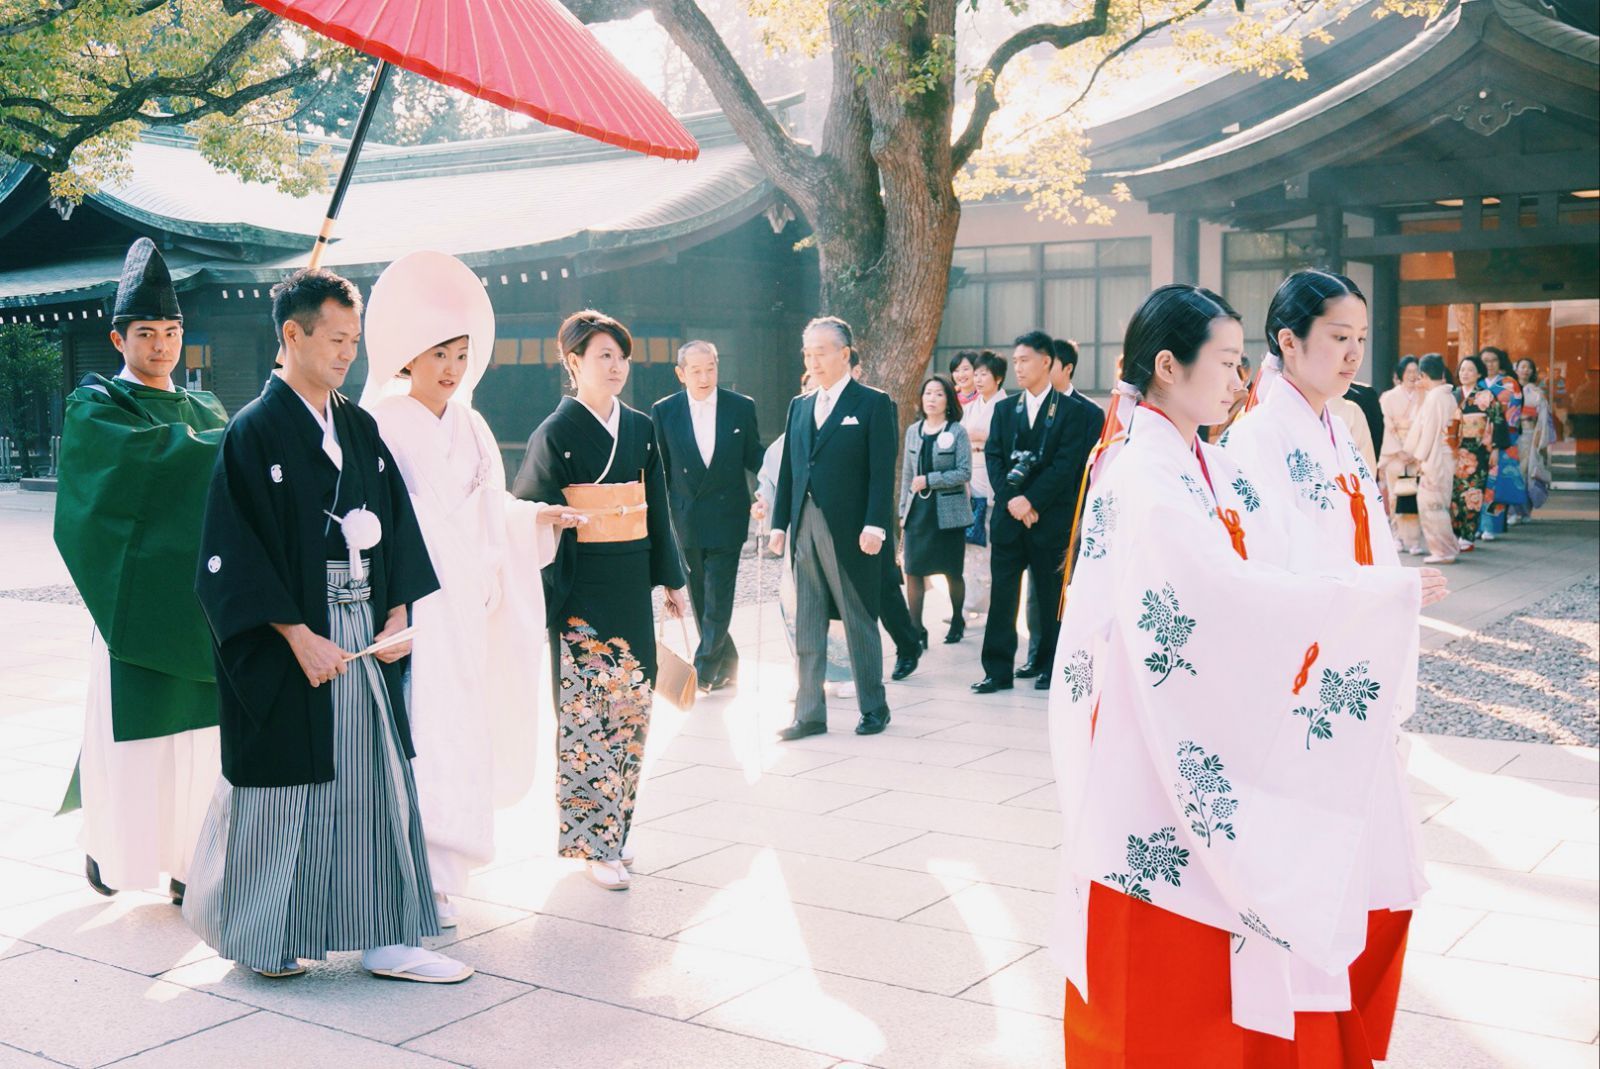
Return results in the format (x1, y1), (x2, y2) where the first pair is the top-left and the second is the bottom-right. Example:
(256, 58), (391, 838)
(182, 268), (470, 984)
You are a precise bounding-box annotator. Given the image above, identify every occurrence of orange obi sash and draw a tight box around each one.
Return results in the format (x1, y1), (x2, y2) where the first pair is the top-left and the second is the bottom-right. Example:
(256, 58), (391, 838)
(563, 481), (647, 543)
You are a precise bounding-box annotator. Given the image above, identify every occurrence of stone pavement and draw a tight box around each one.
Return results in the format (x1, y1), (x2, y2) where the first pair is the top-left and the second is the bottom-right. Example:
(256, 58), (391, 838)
(0, 489), (1595, 1068)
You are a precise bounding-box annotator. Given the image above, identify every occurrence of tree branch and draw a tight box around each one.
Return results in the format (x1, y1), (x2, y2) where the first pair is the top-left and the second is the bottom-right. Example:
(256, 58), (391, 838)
(998, 0), (1218, 151)
(646, 0), (821, 214)
(0, 0), (83, 39)
(949, 0), (1112, 170)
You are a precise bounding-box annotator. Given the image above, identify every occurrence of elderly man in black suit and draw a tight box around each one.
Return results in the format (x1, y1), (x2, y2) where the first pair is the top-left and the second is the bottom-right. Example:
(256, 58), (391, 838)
(652, 340), (763, 691)
(973, 330), (1100, 693)
(769, 316), (897, 739)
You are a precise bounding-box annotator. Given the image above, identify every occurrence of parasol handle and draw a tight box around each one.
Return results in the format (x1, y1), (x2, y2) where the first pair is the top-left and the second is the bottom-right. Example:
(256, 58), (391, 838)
(307, 59), (394, 272)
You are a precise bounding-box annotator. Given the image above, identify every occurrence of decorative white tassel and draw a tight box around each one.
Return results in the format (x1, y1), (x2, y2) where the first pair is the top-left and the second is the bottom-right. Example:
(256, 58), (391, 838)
(325, 507), (383, 581)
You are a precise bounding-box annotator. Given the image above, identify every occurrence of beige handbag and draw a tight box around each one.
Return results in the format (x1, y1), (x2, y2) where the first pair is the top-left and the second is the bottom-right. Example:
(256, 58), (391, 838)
(1392, 473), (1419, 497)
(655, 613), (698, 710)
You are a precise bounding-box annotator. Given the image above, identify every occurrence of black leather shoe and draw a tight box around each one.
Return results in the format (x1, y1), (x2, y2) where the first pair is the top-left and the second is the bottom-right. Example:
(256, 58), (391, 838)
(1034, 674), (1052, 691)
(85, 856), (117, 897)
(891, 650), (920, 681)
(971, 676), (1014, 694)
(854, 713), (890, 735)
(943, 619), (965, 644)
(169, 878), (186, 906)
(1015, 661), (1041, 680)
(777, 721), (827, 741)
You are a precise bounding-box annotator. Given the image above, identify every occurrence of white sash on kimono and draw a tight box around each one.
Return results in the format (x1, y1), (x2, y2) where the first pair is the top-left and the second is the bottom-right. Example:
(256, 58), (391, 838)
(1049, 406), (1422, 1039)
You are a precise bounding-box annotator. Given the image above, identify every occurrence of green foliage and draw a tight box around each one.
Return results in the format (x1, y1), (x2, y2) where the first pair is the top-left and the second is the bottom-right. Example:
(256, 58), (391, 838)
(0, 324), (63, 477)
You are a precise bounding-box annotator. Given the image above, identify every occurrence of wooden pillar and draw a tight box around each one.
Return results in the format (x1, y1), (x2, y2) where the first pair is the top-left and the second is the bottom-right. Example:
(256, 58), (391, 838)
(1173, 213), (1201, 285)
(1317, 204), (1345, 274)
(1369, 210), (1400, 389)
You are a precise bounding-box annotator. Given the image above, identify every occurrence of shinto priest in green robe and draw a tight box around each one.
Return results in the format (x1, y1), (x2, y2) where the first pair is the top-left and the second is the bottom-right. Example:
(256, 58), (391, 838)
(53, 237), (227, 898)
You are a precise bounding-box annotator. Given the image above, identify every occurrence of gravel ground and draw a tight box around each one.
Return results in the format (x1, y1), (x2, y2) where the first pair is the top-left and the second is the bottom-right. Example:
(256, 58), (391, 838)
(0, 583), (82, 605)
(1411, 575), (1599, 746)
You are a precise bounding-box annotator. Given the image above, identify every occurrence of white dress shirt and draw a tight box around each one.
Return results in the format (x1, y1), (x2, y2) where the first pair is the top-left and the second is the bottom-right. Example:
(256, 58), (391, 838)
(689, 390), (717, 466)
(1023, 384), (1051, 426)
(812, 374), (849, 428)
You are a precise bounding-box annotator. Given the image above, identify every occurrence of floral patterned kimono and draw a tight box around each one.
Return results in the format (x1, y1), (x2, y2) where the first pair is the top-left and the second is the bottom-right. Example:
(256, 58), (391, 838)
(1451, 381), (1494, 543)
(512, 397), (685, 863)
(1480, 373), (1527, 534)
(1052, 404), (1421, 1067)
(1225, 380), (1429, 1061)
(1517, 382), (1556, 513)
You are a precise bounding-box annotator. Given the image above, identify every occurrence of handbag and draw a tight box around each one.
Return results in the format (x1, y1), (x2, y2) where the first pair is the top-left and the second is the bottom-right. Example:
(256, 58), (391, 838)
(965, 495), (988, 547)
(654, 612), (698, 710)
(1392, 475), (1419, 497)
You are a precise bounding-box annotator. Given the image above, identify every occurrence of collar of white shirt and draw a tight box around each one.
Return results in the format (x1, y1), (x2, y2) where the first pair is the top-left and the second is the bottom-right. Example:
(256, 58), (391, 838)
(1024, 385), (1050, 418)
(116, 366), (174, 392)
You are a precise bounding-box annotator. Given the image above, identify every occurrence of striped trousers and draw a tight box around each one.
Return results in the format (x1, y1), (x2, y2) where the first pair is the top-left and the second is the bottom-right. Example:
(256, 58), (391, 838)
(793, 500), (888, 725)
(182, 562), (439, 971)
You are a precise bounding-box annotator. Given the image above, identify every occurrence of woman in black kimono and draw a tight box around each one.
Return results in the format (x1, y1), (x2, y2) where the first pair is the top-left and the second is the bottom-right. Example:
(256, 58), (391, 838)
(512, 310), (687, 891)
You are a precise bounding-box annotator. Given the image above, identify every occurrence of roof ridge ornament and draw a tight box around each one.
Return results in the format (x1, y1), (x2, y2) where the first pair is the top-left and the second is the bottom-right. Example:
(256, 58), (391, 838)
(1431, 85), (1547, 135)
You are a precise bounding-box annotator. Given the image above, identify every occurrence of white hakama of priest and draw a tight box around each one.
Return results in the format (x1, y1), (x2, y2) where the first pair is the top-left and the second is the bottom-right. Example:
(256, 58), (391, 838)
(78, 630), (221, 891)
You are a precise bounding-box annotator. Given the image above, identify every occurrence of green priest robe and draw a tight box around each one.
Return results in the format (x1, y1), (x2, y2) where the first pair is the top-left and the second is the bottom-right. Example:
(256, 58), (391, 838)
(54, 373), (228, 742)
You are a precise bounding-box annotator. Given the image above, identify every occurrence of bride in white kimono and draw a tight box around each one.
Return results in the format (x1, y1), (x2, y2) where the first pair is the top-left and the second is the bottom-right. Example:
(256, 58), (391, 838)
(1050, 284), (1447, 1067)
(1224, 269), (1449, 1062)
(362, 251), (575, 923)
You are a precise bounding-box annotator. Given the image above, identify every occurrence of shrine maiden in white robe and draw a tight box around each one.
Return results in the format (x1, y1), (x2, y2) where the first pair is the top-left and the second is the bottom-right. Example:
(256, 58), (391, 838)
(1225, 375), (1430, 918)
(366, 394), (555, 893)
(1050, 405), (1421, 1039)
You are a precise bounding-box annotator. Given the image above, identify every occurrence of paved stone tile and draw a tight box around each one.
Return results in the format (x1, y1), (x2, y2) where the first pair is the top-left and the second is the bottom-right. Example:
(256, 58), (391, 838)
(0, 948), (249, 1067)
(466, 859), (745, 938)
(901, 883), (1054, 945)
(406, 987), (834, 1069)
(0, 859), (82, 911)
(1419, 822), (1562, 872)
(448, 913), (794, 1020)
(1496, 745), (1600, 785)
(0, 673), (84, 705)
(0, 1045), (60, 1069)
(0, 763), (66, 811)
(795, 756), (1047, 805)
(613, 826), (736, 875)
(3, 736), (79, 771)
(694, 969), (1062, 1069)
(1407, 903), (1486, 955)
(0, 803), (79, 863)
(1386, 1010), (1600, 1069)
(675, 899), (1034, 996)
(655, 733), (850, 776)
(1405, 734), (1522, 775)
(829, 791), (1060, 848)
(630, 790), (716, 822)
(957, 947), (1063, 1019)
(111, 1010), (463, 1069)
(1000, 784), (1059, 811)
(1422, 862), (1599, 925)
(777, 731), (1004, 769)
(1533, 841), (1600, 879)
(957, 748), (1055, 779)
(0, 937), (36, 961)
(904, 698), (1051, 730)
(1399, 952), (1599, 1042)
(1448, 913), (1600, 978)
(644, 801), (923, 861)
(0, 888), (215, 975)
(656, 844), (966, 920)
(158, 951), (532, 1044)
(864, 833), (1059, 894)
(922, 722), (1051, 753)
(648, 765), (884, 814)
(422, 895), (531, 951)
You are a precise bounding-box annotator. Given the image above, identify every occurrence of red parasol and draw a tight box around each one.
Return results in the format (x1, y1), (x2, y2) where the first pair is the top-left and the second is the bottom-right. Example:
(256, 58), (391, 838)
(248, 0), (700, 268)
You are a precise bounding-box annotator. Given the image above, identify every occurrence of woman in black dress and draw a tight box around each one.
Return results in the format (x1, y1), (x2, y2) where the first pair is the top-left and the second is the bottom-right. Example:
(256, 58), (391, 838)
(898, 375), (973, 644)
(511, 310), (687, 891)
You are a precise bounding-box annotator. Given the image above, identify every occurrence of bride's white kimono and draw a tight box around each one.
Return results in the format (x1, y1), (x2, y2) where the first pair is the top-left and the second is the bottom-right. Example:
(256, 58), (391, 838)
(367, 395), (555, 893)
(1050, 404), (1421, 1045)
(1216, 376), (1433, 1049)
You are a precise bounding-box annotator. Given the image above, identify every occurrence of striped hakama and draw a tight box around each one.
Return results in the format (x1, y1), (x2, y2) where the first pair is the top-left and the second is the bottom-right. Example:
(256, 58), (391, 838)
(183, 562), (439, 971)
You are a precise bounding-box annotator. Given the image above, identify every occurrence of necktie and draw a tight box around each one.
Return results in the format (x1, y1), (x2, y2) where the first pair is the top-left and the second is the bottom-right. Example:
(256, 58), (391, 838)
(815, 390), (832, 428)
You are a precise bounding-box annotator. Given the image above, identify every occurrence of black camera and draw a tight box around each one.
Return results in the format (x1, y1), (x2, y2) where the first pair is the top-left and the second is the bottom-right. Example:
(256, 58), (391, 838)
(1004, 449), (1039, 491)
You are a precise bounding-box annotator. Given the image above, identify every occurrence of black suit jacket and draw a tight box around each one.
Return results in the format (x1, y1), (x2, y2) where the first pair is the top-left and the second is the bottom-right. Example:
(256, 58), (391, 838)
(772, 378), (896, 614)
(985, 387), (1101, 550)
(652, 388), (762, 550)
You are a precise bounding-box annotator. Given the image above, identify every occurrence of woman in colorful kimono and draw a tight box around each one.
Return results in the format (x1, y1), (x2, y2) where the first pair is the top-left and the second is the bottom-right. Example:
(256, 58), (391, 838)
(361, 251), (576, 924)
(1051, 282), (1447, 1067)
(1452, 353), (1493, 550)
(1476, 346), (1527, 537)
(1378, 356), (1423, 554)
(1513, 356), (1556, 518)
(511, 310), (688, 891)
(1224, 269), (1450, 1063)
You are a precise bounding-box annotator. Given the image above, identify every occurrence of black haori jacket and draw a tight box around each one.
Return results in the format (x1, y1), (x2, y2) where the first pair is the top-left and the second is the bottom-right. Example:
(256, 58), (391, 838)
(194, 375), (438, 787)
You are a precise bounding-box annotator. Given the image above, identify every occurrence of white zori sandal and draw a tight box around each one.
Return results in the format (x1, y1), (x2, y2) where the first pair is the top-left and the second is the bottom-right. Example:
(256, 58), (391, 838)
(586, 859), (631, 890)
(362, 944), (474, 984)
(253, 961), (306, 979)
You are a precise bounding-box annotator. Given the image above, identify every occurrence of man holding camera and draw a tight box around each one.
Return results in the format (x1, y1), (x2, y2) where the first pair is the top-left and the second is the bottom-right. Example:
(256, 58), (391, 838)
(973, 331), (1100, 693)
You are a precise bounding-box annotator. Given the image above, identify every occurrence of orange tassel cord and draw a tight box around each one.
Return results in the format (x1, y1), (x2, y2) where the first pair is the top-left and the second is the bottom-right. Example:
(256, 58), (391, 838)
(1217, 507), (1248, 561)
(1334, 474), (1374, 566)
(1293, 642), (1321, 695)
